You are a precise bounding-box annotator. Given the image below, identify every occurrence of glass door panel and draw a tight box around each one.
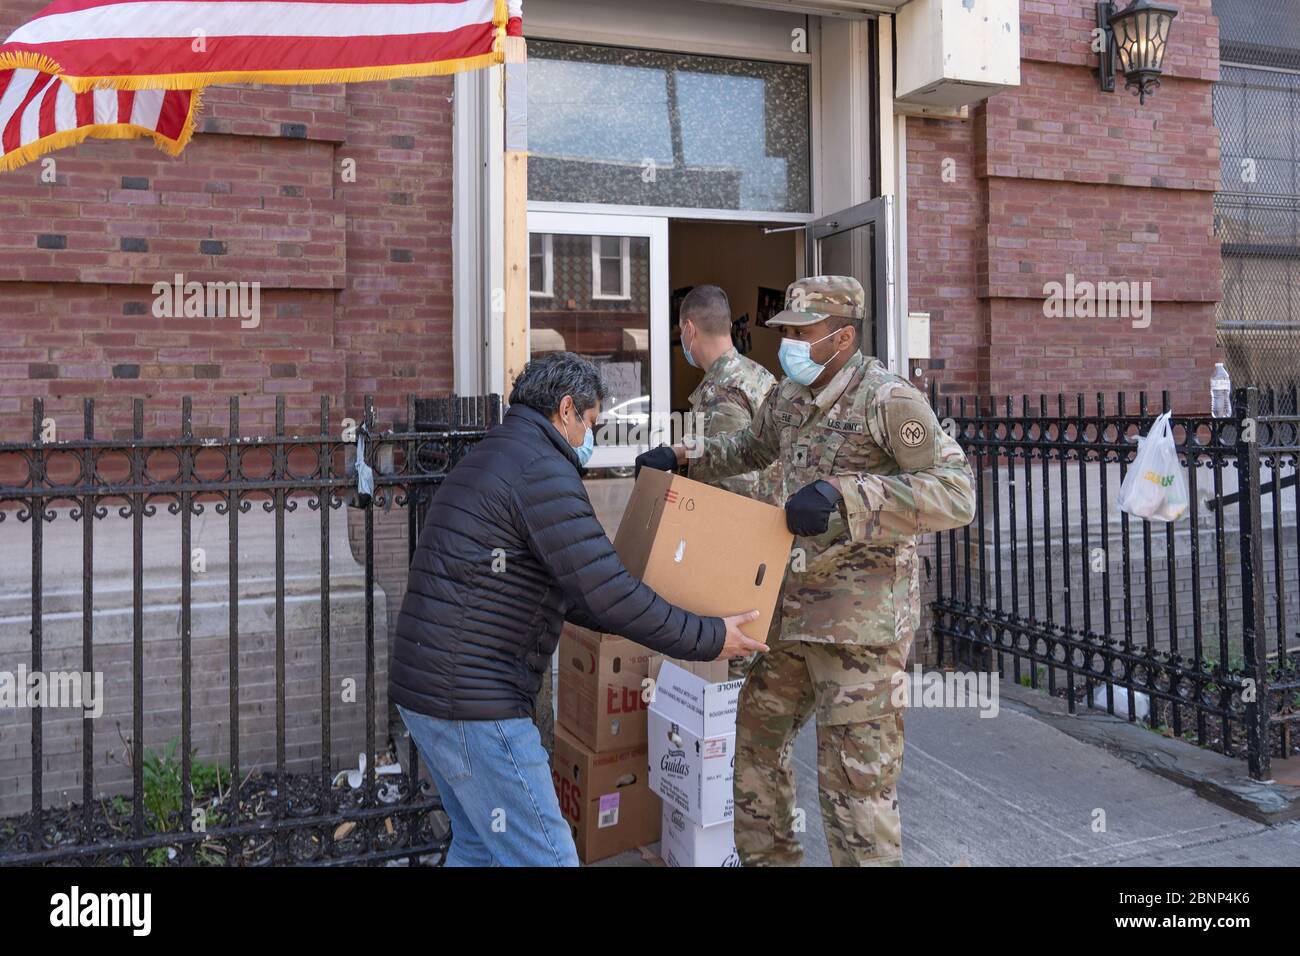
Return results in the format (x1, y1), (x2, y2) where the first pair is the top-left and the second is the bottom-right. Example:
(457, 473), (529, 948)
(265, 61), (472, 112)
(527, 212), (669, 469)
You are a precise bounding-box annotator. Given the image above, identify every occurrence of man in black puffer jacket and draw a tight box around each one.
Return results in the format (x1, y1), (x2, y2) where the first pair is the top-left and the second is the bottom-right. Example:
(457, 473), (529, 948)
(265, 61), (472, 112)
(391, 351), (766, 867)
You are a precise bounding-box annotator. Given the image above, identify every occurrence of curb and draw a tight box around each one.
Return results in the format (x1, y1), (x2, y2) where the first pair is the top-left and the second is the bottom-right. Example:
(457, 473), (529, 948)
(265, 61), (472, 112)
(998, 680), (1300, 825)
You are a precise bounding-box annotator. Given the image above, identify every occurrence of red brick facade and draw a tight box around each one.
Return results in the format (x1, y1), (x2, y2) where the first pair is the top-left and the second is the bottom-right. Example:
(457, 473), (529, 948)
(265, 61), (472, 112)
(908, 0), (1223, 412)
(1, 0), (1228, 435)
(0, 0), (455, 439)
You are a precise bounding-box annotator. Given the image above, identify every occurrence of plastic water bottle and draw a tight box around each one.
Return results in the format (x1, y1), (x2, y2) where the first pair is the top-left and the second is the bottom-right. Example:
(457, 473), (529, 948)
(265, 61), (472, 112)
(1210, 363), (1232, 418)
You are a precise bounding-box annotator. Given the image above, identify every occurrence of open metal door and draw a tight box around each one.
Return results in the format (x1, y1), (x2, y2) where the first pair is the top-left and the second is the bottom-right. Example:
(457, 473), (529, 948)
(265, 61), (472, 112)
(804, 196), (894, 368)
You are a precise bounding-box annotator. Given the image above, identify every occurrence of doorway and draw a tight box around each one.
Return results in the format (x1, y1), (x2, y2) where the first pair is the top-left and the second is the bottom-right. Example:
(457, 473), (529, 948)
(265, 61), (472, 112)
(525, 206), (888, 475)
(667, 220), (800, 414)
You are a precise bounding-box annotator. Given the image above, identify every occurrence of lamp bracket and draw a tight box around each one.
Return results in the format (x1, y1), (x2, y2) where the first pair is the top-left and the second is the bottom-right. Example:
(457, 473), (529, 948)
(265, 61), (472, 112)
(1097, 1), (1118, 94)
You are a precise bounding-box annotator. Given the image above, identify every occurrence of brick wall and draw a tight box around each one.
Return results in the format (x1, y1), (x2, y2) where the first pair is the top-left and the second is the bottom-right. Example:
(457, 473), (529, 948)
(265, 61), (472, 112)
(0, 0), (457, 440)
(908, 0), (1224, 413)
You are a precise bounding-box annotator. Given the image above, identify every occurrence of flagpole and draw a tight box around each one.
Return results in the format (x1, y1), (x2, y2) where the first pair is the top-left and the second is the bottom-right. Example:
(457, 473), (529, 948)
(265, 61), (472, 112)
(502, 34), (528, 399)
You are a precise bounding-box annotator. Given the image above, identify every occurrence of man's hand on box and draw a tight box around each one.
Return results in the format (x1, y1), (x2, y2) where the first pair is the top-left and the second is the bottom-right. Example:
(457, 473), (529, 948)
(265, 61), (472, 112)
(719, 610), (767, 660)
(634, 444), (680, 477)
(784, 479), (843, 536)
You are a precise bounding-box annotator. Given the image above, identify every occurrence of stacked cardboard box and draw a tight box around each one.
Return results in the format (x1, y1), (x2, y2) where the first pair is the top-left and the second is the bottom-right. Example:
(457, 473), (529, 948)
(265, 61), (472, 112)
(551, 469), (791, 866)
(661, 804), (741, 867)
(551, 624), (661, 863)
(648, 658), (743, 865)
(623, 470), (791, 867)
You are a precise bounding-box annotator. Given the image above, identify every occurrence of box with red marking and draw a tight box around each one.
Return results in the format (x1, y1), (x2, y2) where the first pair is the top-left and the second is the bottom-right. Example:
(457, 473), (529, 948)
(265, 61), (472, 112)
(550, 723), (661, 864)
(647, 659), (742, 828)
(557, 624), (654, 753)
(614, 469), (792, 648)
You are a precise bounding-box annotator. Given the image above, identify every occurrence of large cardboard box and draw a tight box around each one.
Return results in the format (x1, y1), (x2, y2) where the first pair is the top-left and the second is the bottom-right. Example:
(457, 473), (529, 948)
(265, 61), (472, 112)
(660, 805), (740, 867)
(648, 660), (742, 828)
(557, 624), (653, 752)
(551, 723), (661, 864)
(613, 469), (792, 645)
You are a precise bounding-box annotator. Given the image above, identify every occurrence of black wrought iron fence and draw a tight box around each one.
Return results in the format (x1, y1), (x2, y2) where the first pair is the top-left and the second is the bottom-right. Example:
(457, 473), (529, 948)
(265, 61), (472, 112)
(931, 386), (1300, 781)
(0, 393), (498, 865)
(409, 395), (503, 563)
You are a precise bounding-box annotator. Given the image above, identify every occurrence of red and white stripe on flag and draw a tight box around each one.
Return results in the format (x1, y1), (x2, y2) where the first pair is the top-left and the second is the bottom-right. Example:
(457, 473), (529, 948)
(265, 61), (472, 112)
(0, 0), (510, 92)
(0, 69), (194, 171)
(0, 0), (514, 170)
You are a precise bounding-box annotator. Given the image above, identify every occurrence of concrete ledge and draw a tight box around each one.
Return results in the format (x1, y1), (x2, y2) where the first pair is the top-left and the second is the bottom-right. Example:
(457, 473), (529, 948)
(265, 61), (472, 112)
(999, 680), (1300, 825)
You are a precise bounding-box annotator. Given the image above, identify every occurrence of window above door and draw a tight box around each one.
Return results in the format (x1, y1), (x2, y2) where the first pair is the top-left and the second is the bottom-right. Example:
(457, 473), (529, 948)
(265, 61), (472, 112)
(528, 40), (812, 214)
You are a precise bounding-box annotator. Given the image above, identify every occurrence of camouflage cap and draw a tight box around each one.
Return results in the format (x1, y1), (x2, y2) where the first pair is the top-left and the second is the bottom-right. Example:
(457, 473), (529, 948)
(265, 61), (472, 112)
(768, 275), (866, 328)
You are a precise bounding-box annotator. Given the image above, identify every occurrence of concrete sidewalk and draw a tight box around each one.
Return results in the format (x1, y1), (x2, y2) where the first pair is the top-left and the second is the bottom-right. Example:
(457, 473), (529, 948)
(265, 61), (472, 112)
(601, 690), (1300, 867)
(582, 476), (1300, 867)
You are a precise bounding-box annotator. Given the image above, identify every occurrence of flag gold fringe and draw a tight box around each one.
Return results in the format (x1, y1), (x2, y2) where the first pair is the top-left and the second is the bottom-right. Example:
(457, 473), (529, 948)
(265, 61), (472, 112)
(0, 50), (65, 75)
(0, 88), (201, 172)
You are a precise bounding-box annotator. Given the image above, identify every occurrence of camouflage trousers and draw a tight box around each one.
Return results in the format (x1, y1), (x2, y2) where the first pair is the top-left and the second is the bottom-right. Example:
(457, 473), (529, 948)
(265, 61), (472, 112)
(733, 636), (911, 867)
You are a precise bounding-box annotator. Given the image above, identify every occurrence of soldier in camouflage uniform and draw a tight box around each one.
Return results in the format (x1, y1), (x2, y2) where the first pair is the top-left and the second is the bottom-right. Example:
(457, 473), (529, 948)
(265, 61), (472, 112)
(679, 285), (781, 506)
(678, 285), (782, 679)
(638, 275), (976, 866)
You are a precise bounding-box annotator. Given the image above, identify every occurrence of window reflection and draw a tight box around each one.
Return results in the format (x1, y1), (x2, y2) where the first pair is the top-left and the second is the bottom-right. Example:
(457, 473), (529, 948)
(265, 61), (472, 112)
(529, 232), (652, 447)
(529, 41), (810, 213)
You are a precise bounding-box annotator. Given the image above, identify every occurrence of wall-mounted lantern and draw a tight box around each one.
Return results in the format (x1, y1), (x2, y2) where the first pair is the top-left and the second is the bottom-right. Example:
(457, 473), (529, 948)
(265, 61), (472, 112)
(1097, 1), (1179, 105)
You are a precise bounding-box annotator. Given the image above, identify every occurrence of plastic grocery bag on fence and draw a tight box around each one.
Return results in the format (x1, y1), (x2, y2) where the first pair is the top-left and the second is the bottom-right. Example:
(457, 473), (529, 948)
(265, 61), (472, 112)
(1116, 411), (1189, 522)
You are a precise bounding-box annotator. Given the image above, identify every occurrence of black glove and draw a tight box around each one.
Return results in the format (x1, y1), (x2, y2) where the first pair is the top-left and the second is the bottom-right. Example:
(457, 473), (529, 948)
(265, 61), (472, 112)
(785, 479), (842, 536)
(635, 445), (679, 477)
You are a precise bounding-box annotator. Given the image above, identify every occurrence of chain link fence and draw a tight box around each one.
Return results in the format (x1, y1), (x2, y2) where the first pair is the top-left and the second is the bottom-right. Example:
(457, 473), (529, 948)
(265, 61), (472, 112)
(1213, 0), (1300, 412)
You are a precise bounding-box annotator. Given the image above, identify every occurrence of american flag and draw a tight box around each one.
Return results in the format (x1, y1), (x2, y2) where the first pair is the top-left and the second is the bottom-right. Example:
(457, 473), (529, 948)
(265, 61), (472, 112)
(0, 69), (193, 171)
(0, 0), (515, 171)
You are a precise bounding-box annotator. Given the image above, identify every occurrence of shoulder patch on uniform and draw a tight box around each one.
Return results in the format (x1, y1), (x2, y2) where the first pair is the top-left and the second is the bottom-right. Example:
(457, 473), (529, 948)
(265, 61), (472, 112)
(883, 394), (941, 471)
(898, 419), (928, 447)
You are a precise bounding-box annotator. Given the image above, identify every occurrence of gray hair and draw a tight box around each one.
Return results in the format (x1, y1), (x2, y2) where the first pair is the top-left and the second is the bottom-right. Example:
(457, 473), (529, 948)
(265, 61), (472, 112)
(680, 284), (732, 336)
(509, 351), (607, 416)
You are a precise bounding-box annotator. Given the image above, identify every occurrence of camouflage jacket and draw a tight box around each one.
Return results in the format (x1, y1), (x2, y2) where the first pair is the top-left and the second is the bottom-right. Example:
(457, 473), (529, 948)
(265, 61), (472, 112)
(686, 347), (781, 505)
(690, 352), (976, 647)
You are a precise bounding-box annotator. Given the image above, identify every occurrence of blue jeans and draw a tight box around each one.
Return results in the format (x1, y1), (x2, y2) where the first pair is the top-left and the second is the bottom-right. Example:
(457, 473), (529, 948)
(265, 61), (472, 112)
(397, 705), (579, 867)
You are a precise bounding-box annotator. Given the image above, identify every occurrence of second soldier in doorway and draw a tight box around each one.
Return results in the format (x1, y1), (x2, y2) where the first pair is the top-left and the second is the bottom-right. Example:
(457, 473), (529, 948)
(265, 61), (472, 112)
(678, 284), (782, 679)
(638, 275), (976, 866)
(679, 284), (781, 504)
